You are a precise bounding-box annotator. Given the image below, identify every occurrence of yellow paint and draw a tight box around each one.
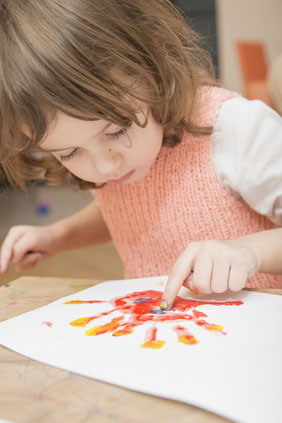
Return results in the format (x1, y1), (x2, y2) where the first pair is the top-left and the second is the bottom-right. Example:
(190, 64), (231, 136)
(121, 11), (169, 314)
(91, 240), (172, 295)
(178, 335), (199, 345)
(207, 324), (223, 332)
(155, 281), (164, 287)
(70, 316), (94, 327)
(187, 290), (199, 296)
(141, 340), (165, 349)
(65, 300), (85, 304)
(113, 329), (134, 336)
(85, 317), (123, 336)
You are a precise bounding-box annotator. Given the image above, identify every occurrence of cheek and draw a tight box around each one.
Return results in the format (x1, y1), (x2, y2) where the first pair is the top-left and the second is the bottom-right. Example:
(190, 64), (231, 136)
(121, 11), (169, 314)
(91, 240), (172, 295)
(146, 125), (163, 157)
(58, 157), (97, 182)
(133, 124), (163, 159)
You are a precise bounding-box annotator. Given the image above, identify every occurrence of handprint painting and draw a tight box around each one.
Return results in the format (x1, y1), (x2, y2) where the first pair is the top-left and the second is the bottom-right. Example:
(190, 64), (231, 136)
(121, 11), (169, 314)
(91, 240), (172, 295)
(65, 288), (243, 349)
(0, 276), (281, 423)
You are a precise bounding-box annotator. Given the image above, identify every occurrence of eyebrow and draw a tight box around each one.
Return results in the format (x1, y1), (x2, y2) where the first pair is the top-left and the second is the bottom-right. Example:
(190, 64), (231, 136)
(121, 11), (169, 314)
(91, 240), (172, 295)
(43, 122), (112, 152)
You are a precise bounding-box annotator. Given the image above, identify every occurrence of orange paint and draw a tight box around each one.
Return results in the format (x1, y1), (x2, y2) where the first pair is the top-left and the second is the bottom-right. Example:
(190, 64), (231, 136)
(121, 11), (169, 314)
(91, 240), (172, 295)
(70, 316), (95, 327)
(141, 340), (166, 349)
(86, 317), (124, 336)
(65, 289), (243, 347)
(65, 300), (103, 305)
(206, 324), (224, 332)
(113, 329), (134, 336)
(141, 326), (165, 349)
(174, 325), (199, 345)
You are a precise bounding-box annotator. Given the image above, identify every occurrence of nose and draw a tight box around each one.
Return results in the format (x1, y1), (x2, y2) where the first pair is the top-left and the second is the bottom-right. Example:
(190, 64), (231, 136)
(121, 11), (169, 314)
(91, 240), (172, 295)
(93, 151), (122, 178)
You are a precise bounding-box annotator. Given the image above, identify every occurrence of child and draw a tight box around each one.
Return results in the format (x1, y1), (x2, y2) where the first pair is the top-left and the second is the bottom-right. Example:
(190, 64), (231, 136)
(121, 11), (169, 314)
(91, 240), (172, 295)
(0, 0), (282, 309)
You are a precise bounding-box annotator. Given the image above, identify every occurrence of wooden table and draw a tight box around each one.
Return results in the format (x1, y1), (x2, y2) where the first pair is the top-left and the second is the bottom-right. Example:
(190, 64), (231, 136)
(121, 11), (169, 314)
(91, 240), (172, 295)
(0, 277), (280, 423)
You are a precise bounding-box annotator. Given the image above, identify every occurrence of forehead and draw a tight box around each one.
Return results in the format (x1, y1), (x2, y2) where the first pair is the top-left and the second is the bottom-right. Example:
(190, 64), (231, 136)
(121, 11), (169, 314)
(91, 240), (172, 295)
(40, 112), (110, 148)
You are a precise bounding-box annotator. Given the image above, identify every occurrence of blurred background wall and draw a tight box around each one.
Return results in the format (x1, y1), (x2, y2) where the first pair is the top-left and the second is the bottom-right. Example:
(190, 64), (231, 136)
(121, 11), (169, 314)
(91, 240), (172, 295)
(216, 0), (282, 94)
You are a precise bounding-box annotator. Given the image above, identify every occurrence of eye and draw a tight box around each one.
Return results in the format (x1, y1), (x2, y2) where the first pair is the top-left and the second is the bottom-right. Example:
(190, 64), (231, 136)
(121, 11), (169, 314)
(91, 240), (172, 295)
(107, 128), (127, 140)
(59, 148), (79, 162)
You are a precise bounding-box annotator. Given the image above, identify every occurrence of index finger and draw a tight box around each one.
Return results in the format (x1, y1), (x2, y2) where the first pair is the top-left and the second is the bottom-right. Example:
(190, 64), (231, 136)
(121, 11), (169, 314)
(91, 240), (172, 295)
(0, 230), (23, 273)
(160, 252), (194, 310)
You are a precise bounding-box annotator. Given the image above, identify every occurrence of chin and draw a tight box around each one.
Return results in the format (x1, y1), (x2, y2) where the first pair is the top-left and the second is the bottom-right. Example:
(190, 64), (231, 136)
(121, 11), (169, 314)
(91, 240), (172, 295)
(130, 168), (149, 183)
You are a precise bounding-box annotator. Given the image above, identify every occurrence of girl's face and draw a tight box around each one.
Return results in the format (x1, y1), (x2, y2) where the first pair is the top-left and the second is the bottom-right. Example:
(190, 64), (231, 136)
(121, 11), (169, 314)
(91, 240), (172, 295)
(40, 109), (163, 184)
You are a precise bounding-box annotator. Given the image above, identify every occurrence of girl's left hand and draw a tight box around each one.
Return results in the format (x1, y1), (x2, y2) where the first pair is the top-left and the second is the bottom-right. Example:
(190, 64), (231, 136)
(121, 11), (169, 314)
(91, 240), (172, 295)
(160, 239), (260, 310)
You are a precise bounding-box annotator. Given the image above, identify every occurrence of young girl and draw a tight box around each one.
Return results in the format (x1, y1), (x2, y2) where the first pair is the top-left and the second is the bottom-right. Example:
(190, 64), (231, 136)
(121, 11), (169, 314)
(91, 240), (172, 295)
(1, 0), (282, 309)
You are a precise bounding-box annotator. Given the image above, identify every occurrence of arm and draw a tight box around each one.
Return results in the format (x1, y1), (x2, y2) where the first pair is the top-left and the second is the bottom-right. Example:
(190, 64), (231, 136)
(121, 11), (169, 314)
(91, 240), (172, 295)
(0, 200), (111, 273)
(49, 200), (111, 251)
(160, 98), (282, 309)
(160, 229), (282, 310)
(235, 228), (282, 274)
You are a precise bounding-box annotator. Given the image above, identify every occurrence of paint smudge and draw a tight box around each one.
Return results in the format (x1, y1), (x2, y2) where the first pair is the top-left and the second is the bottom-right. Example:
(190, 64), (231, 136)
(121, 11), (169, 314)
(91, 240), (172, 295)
(65, 290), (243, 348)
(42, 321), (53, 327)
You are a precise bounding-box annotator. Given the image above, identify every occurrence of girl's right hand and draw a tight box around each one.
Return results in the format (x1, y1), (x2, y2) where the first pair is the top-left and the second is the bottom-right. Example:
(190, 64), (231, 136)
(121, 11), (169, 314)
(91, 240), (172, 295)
(0, 225), (59, 273)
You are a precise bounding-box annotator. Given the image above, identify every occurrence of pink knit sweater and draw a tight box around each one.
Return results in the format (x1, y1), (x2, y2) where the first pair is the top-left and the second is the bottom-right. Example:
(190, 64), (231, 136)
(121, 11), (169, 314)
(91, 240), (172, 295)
(95, 87), (281, 288)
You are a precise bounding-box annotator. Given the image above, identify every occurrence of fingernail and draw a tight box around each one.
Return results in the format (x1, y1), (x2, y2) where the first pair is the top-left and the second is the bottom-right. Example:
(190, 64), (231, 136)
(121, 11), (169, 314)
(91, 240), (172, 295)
(160, 300), (168, 310)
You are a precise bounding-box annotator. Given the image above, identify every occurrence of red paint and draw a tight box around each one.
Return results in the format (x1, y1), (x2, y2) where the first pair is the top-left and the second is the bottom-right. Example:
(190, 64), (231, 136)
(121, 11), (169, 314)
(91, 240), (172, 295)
(173, 325), (199, 345)
(141, 326), (165, 349)
(66, 300), (103, 304)
(86, 317), (124, 336)
(65, 290), (243, 347)
(42, 321), (53, 327)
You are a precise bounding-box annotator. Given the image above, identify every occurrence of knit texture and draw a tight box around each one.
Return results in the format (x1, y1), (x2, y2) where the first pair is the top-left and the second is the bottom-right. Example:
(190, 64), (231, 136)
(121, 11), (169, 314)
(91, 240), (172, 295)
(95, 86), (281, 288)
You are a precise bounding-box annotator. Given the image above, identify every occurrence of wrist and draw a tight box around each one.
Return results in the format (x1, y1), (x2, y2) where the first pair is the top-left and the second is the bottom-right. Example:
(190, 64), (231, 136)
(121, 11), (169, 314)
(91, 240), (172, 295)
(48, 221), (70, 253)
(226, 237), (262, 275)
(236, 238), (262, 273)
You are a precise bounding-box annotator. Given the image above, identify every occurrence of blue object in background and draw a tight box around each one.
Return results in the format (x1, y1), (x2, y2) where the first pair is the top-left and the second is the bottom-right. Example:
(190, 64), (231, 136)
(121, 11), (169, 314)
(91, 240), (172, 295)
(36, 197), (51, 216)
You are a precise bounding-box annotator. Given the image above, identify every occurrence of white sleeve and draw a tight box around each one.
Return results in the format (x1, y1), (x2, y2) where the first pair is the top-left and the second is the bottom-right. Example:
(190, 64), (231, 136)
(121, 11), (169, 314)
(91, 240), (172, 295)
(212, 96), (282, 226)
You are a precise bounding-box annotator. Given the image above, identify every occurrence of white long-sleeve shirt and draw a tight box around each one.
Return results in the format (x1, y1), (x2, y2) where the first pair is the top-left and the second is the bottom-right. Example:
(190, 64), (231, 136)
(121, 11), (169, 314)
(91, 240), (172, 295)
(213, 96), (282, 226)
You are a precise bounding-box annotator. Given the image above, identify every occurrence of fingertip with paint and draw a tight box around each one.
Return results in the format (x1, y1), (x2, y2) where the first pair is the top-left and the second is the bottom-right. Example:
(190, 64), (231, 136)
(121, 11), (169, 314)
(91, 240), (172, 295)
(160, 300), (168, 310)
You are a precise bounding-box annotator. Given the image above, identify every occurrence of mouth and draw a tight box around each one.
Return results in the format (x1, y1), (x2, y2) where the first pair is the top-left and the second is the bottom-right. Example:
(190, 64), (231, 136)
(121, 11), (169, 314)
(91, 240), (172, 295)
(110, 170), (135, 183)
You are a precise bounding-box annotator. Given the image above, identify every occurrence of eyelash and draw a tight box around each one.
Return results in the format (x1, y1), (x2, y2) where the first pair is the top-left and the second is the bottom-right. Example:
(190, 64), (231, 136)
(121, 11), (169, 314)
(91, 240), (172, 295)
(109, 128), (126, 140)
(60, 148), (79, 162)
(59, 128), (127, 162)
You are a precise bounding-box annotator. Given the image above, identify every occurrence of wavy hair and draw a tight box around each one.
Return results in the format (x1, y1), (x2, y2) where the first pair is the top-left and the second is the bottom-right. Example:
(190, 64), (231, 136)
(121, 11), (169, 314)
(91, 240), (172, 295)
(0, 0), (214, 189)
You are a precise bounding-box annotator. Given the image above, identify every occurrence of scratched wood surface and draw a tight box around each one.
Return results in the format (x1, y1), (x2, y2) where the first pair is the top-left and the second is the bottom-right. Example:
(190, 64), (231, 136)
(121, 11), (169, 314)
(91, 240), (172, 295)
(0, 277), (280, 423)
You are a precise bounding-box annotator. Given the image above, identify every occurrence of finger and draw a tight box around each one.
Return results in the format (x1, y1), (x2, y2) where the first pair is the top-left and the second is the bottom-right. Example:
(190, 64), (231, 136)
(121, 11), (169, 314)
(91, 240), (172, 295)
(0, 230), (24, 273)
(12, 235), (41, 265)
(161, 248), (197, 309)
(15, 252), (43, 272)
(211, 263), (230, 294)
(228, 264), (248, 292)
(192, 255), (213, 294)
(183, 272), (196, 291)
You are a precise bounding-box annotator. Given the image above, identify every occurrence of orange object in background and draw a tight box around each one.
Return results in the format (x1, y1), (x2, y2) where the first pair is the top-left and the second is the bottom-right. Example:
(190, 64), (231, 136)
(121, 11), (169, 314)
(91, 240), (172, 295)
(236, 41), (274, 108)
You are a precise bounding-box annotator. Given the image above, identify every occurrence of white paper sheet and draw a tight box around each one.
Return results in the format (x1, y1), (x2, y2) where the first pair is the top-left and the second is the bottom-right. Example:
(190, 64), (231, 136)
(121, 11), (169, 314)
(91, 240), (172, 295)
(0, 276), (281, 423)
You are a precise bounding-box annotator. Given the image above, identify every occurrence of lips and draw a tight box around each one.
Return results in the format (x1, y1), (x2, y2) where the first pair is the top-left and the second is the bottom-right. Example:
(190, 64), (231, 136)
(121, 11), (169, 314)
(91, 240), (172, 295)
(110, 170), (135, 183)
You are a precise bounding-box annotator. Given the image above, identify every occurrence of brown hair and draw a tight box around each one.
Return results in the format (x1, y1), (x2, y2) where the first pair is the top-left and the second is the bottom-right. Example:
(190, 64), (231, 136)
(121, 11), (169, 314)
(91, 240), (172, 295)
(0, 0), (214, 190)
